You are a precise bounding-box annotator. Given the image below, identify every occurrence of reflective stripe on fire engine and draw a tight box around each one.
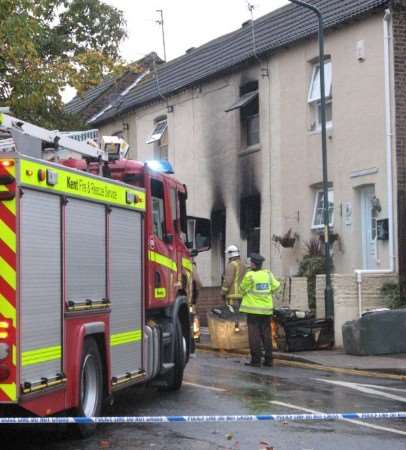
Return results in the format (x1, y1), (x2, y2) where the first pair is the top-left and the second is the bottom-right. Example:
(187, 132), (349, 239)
(148, 251), (177, 272)
(182, 258), (192, 272)
(110, 329), (142, 347)
(22, 345), (61, 367)
(19, 159), (146, 212)
(0, 160), (17, 402)
(154, 288), (166, 299)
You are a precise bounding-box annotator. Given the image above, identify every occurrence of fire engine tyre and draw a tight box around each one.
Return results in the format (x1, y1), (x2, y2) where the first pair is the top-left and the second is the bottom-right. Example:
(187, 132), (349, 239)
(75, 338), (104, 438)
(161, 318), (186, 391)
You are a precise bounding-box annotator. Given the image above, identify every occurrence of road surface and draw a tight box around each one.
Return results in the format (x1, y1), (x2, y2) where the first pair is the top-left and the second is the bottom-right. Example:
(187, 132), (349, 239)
(1, 350), (406, 449)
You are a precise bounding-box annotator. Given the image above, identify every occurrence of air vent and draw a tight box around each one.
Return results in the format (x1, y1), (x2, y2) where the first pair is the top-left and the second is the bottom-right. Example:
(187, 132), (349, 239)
(241, 19), (252, 28)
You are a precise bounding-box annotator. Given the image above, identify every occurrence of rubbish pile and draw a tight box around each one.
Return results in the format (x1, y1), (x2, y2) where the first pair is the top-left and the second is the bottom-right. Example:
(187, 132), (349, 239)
(273, 308), (334, 352)
(207, 306), (249, 351)
(207, 306), (334, 352)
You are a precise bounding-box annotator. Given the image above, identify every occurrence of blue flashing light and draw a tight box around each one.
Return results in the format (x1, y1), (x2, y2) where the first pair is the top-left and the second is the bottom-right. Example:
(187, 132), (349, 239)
(145, 160), (174, 174)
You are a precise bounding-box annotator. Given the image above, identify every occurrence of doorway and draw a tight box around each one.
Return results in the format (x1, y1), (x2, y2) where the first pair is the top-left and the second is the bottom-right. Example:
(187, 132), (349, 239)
(360, 185), (377, 269)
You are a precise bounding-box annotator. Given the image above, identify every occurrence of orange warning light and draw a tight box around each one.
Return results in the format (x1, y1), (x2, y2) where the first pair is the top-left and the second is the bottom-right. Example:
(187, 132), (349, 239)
(0, 160), (14, 168)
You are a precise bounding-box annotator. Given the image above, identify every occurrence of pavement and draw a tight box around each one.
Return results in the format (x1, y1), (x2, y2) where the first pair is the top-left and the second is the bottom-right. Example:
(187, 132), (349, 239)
(197, 328), (406, 379)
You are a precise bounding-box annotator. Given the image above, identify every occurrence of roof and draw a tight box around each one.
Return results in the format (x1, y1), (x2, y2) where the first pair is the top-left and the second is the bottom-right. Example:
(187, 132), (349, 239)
(91, 0), (389, 125)
(65, 76), (116, 115)
(64, 53), (163, 118)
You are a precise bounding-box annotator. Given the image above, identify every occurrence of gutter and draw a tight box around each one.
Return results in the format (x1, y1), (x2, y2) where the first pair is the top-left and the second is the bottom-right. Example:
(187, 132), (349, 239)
(355, 8), (396, 317)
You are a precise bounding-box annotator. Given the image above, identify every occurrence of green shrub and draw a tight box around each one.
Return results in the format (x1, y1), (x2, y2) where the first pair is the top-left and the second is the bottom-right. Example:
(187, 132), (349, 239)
(297, 238), (332, 310)
(380, 280), (406, 309)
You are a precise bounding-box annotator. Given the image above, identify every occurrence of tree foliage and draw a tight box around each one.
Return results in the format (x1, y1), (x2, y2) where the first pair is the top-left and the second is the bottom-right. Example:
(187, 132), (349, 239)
(0, 0), (127, 129)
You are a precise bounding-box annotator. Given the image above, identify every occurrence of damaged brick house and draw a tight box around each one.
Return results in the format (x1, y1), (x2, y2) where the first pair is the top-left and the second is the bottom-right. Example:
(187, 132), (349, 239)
(66, 0), (406, 342)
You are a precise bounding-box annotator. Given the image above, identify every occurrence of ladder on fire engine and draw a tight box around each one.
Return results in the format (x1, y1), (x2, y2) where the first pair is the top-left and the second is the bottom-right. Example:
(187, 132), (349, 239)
(0, 113), (108, 161)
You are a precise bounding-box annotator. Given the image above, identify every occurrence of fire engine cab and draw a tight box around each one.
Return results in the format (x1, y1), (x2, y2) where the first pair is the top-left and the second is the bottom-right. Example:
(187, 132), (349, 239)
(0, 113), (210, 433)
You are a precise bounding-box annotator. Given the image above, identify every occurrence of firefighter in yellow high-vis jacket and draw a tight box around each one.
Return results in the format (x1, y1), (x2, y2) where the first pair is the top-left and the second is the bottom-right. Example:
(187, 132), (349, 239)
(221, 245), (247, 310)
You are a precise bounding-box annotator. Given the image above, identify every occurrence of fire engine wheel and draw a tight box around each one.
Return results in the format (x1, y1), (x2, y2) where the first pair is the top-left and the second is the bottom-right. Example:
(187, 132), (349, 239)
(75, 338), (103, 437)
(161, 318), (185, 391)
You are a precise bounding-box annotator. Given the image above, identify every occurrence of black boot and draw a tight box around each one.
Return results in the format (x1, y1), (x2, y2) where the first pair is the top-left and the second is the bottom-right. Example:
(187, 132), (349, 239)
(245, 360), (261, 367)
(263, 359), (273, 367)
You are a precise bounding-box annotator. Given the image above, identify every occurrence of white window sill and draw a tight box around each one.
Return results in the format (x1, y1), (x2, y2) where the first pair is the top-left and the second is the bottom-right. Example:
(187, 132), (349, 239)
(311, 225), (334, 232)
(308, 124), (333, 136)
(240, 144), (261, 156)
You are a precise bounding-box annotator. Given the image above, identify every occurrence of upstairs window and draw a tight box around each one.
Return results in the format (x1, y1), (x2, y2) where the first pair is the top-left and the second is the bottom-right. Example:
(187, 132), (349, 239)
(226, 80), (259, 148)
(312, 189), (334, 229)
(146, 117), (168, 160)
(308, 60), (332, 131)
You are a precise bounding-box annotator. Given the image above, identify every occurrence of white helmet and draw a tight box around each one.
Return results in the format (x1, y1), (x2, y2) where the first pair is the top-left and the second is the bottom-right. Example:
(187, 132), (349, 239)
(225, 244), (240, 258)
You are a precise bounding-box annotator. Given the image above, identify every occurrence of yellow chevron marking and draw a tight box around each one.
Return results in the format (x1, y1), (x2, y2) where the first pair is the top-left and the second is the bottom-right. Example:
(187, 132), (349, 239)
(0, 256), (16, 290)
(0, 383), (17, 401)
(1, 197), (16, 215)
(0, 293), (16, 327)
(0, 217), (16, 252)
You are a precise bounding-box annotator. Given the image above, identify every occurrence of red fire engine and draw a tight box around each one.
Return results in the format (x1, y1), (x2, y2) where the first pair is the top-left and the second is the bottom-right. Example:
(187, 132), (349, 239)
(0, 113), (210, 434)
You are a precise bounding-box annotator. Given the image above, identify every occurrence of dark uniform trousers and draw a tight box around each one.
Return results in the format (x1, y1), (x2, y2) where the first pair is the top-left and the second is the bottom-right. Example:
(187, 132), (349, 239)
(246, 314), (273, 364)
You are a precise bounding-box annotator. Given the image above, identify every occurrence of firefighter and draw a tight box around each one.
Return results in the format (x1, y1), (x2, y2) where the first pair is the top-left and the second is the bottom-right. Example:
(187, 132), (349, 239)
(221, 244), (247, 311)
(240, 253), (280, 367)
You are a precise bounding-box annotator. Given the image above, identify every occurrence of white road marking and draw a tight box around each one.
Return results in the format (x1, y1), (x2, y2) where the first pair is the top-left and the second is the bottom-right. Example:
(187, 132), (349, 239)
(358, 383), (406, 394)
(270, 400), (406, 436)
(315, 378), (406, 403)
(183, 381), (226, 392)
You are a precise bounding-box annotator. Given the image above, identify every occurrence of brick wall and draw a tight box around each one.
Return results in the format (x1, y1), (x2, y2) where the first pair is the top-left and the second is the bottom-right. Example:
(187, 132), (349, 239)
(272, 277), (309, 310)
(316, 275), (326, 319)
(393, 0), (406, 277)
(316, 273), (398, 346)
(196, 287), (222, 326)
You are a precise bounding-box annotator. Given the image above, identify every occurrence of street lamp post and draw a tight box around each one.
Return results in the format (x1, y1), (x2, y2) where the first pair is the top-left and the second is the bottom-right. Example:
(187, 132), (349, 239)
(288, 0), (334, 318)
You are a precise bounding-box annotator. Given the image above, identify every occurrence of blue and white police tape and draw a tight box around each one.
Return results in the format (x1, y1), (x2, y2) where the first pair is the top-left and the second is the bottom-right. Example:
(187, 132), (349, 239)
(0, 412), (406, 425)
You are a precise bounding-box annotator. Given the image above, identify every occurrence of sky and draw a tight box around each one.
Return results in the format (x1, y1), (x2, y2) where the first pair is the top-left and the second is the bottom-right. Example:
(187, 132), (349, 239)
(64, 0), (290, 102)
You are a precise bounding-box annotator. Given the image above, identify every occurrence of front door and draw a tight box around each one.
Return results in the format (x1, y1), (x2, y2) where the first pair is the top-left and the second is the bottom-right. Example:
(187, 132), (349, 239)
(360, 185), (377, 269)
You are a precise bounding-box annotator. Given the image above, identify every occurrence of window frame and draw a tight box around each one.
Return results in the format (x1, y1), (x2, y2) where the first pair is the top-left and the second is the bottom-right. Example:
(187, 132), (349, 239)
(169, 187), (179, 234)
(146, 119), (168, 144)
(240, 95), (260, 148)
(311, 189), (334, 230)
(151, 178), (166, 241)
(308, 60), (333, 131)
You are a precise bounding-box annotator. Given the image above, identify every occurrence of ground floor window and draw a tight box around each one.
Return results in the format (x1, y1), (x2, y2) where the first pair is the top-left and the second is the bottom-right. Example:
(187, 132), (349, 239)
(240, 194), (261, 257)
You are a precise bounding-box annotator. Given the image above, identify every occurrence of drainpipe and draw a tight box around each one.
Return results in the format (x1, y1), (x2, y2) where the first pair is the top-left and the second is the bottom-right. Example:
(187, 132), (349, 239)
(355, 9), (395, 317)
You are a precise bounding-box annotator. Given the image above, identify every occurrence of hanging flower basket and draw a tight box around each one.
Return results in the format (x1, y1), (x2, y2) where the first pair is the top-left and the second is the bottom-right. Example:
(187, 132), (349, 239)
(272, 229), (298, 248)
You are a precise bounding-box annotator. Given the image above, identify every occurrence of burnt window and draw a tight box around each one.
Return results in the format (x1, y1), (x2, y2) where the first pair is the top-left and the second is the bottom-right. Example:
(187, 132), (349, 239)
(225, 80), (259, 148)
(240, 195), (261, 257)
